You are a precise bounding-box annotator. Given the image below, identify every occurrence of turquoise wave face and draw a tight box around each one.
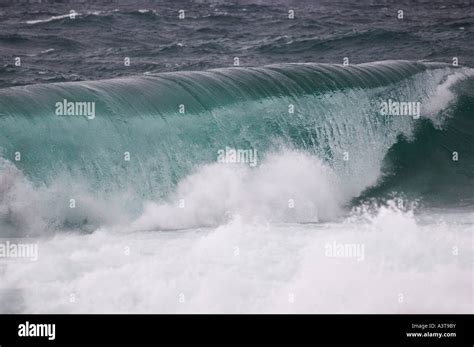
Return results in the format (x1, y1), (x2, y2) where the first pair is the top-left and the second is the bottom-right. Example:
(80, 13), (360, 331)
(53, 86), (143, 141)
(0, 60), (473, 235)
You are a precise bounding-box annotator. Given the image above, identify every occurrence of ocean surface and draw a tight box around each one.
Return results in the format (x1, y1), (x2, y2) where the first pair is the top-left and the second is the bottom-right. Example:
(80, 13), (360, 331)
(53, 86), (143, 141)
(0, 0), (473, 313)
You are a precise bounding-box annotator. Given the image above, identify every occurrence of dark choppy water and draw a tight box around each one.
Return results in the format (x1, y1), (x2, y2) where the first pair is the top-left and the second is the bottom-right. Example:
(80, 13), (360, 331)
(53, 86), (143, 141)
(0, 0), (473, 88)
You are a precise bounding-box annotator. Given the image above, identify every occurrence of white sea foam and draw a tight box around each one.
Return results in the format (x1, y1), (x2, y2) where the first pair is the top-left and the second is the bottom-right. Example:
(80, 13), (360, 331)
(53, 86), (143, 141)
(0, 158), (131, 236)
(0, 201), (470, 313)
(132, 149), (347, 231)
(26, 9), (157, 25)
(1, 153), (471, 313)
(422, 68), (474, 126)
(26, 13), (76, 25)
(0, 149), (374, 235)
